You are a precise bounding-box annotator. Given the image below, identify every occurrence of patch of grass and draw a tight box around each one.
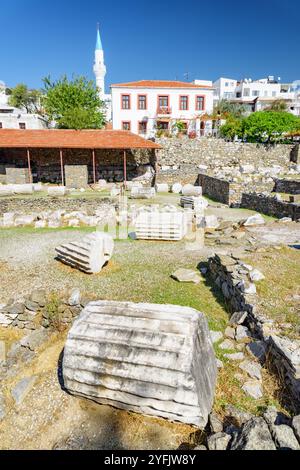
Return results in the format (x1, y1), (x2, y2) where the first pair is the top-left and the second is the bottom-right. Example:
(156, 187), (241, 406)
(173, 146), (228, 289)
(244, 246), (300, 336)
(44, 292), (66, 332)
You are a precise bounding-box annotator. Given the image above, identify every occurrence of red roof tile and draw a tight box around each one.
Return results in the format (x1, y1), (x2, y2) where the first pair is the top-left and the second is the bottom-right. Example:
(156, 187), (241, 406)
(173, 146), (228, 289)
(111, 80), (213, 89)
(0, 129), (162, 149)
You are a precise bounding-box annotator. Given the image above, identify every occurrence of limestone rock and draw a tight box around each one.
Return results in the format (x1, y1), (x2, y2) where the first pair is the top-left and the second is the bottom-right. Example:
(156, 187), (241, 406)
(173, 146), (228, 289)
(30, 289), (46, 307)
(63, 300), (217, 427)
(181, 184), (202, 197)
(55, 231), (114, 274)
(242, 380), (263, 399)
(205, 215), (219, 229)
(171, 183), (182, 194)
(207, 432), (231, 450)
(225, 326), (235, 339)
(47, 186), (67, 196)
(13, 184), (34, 194)
(155, 183), (169, 193)
(292, 415), (300, 442)
(0, 340), (5, 363)
(68, 288), (81, 306)
(130, 187), (156, 199)
(239, 360), (262, 380)
(209, 412), (223, 433)
(171, 268), (202, 284)
(249, 269), (265, 282)
(246, 341), (267, 363)
(229, 311), (248, 326)
(20, 329), (49, 351)
(11, 376), (36, 406)
(224, 352), (244, 361)
(216, 359), (223, 368)
(224, 404), (253, 427)
(264, 408), (300, 450)
(242, 214), (265, 226)
(235, 325), (252, 343)
(231, 417), (276, 450)
(210, 331), (223, 343)
(219, 339), (235, 350)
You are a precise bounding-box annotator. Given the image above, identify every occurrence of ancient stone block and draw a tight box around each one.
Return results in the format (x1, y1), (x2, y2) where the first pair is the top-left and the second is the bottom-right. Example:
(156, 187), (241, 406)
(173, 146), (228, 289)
(62, 300), (217, 427)
(65, 165), (88, 189)
(134, 210), (188, 241)
(130, 187), (156, 199)
(55, 231), (114, 274)
(47, 186), (67, 197)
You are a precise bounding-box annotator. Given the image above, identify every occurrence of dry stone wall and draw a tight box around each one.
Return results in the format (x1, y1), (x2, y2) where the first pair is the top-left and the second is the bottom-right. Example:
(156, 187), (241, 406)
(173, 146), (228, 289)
(241, 193), (300, 221)
(208, 254), (300, 403)
(0, 197), (111, 216)
(274, 178), (300, 194)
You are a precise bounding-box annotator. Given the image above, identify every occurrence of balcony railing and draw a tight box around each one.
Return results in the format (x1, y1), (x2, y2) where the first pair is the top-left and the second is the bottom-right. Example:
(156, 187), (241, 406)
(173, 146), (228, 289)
(156, 106), (172, 115)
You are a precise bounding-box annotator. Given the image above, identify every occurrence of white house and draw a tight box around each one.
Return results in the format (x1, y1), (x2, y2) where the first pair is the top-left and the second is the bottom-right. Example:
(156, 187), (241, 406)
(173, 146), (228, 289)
(0, 81), (48, 130)
(213, 76), (299, 115)
(110, 79), (214, 138)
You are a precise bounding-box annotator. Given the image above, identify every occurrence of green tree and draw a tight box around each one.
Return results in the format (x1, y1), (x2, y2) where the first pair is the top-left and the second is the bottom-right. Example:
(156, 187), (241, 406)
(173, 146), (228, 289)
(220, 117), (243, 140)
(42, 75), (106, 129)
(8, 83), (42, 113)
(242, 111), (300, 143)
(266, 99), (288, 112)
(213, 99), (248, 119)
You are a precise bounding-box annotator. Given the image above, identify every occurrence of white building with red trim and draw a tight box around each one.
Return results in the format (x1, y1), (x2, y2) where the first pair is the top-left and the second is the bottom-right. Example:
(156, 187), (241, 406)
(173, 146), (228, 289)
(110, 80), (214, 137)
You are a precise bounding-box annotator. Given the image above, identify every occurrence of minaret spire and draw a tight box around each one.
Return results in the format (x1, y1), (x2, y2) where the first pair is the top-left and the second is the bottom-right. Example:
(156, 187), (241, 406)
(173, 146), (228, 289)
(93, 22), (106, 98)
(96, 22), (103, 50)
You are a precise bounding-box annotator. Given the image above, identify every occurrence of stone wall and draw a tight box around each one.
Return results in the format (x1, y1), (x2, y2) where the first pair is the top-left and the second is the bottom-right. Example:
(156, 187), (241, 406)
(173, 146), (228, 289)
(154, 137), (298, 189)
(5, 167), (30, 184)
(0, 147), (155, 184)
(198, 174), (234, 205)
(241, 193), (300, 221)
(274, 178), (300, 194)
(155, 136), (295, 171)
(0, 196), (111, 216)
(64, 165), (88, 188)
(208, 254), (300, 403)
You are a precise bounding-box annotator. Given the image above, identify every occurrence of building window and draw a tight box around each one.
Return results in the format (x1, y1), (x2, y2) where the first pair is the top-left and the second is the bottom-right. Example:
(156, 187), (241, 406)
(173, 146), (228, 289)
(179, 95), (189, 110)
(138, 121), (147, 134)
(243, 88), (250, 97)
(196, 95), (205, 111)
(19, 123), (26, 129)
(138, 95), (147, 110)
(252, 90), (259, 97)
(157, 121), (169, 130)
(122, 121), (131, 131)
(272, 91), (276, 97)
(225, 82), (229, 87)
(158, 96), (169, 108)
(236, 92), (241, 98)
(0, 123), (2, 129)
(121, 94), (131, 109)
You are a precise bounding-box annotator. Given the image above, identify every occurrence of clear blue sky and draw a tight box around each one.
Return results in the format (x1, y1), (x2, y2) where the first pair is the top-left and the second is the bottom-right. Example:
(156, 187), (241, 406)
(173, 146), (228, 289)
(1, 0), (299, 92)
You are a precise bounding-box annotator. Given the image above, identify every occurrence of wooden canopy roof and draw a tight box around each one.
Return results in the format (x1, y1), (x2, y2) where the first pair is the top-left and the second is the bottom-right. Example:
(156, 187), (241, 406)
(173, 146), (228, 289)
(0, 129), (162, 150)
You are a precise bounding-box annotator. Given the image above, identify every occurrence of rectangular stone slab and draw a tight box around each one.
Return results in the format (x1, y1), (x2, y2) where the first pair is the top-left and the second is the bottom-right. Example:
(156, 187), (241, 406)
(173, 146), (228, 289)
(62, 300), (217, 427)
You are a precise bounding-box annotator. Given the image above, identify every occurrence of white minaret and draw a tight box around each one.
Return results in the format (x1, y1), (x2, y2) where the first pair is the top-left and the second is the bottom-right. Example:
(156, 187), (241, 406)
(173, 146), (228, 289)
(93, 23), (106, 99)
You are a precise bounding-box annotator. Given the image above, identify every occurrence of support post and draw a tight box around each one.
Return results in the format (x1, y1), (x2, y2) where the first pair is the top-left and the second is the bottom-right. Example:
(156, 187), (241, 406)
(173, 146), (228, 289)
(123, 149), (127, 190)
(27, 148), (32, 183)
(92, 149), (96, 184)
(60, 149), (64, 186)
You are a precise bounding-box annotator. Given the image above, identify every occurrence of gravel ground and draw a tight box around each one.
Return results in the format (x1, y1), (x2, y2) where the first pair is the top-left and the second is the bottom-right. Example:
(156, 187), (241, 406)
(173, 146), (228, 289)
(0, 334), (193, 450)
